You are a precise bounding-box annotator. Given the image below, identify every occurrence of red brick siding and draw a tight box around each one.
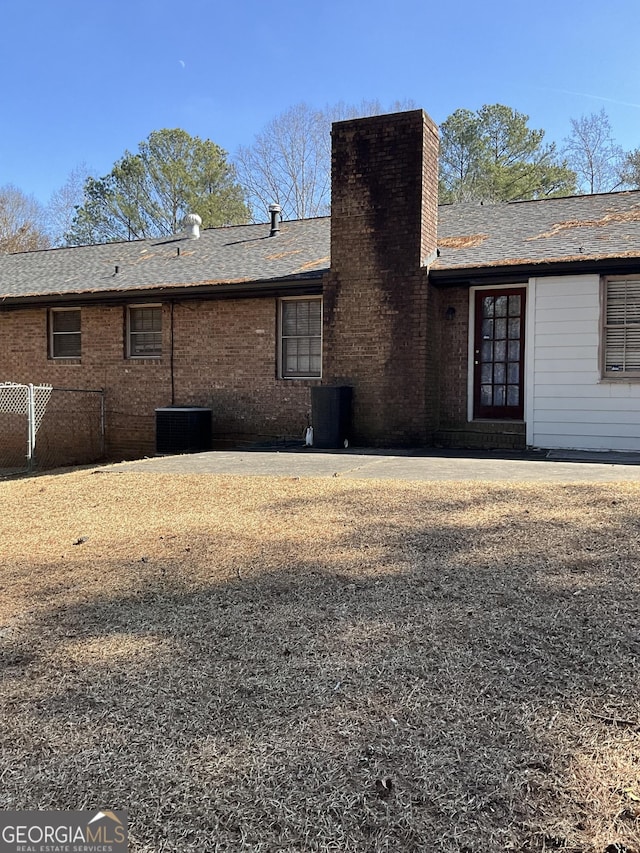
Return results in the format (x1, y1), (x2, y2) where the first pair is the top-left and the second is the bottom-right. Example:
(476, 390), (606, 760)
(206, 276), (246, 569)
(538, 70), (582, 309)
(0, 413), (28, 466)
(438, 286), (470, 427)
(424, 283), (442, 434)
(324, 110), (439, 445)
(171, 299), (316, 443)
(32, 390), (104, 468)
(0, 299), (316, 460)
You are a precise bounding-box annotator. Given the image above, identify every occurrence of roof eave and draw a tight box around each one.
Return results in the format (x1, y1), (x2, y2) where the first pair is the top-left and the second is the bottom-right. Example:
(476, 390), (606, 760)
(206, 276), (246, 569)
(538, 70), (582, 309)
(0, 274), (325, 310)
(429, 255), (640, 285)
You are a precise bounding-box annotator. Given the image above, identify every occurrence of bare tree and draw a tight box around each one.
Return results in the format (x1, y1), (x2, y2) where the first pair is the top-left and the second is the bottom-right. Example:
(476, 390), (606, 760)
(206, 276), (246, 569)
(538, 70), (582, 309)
(46, 163), (91, 246)
(235, 99), (417, 221)
(563, 109), (626, 194)
(235, 104), (328, 222)
(0, 185), (50, 253)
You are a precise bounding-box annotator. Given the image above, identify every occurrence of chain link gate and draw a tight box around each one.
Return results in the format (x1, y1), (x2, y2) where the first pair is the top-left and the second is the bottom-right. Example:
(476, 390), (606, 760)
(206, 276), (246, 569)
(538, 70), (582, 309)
(0, 383), (105, 476)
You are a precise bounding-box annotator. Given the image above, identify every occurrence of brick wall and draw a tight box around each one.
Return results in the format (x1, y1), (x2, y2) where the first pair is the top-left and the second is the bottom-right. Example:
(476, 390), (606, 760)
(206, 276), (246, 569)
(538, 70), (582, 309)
(0, 298), (316, 461)
(323, 110), (440, 445)
(437, 286), (470, 427)
(0, 413), (27, 468)
(171, 299), (316, 444)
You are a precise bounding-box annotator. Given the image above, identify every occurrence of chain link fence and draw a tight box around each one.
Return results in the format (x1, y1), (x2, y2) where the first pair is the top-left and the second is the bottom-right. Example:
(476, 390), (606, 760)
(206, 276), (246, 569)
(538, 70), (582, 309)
(0, 383), (105, 476)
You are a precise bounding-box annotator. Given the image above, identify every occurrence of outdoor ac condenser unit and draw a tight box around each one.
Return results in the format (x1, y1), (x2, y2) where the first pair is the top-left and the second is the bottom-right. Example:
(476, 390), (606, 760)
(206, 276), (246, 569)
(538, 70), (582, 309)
(155, 407), (212, 455)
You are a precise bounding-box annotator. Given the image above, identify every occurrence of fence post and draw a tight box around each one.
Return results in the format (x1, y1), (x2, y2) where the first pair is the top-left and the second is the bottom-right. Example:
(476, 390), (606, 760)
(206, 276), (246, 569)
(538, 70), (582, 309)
(27, 384), (36, 470)
(100, 390), (106, 458)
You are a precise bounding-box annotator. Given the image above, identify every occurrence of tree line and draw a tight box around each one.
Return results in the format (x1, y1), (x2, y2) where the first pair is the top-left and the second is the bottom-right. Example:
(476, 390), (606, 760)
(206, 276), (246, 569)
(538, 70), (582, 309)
(2, 101), (640, 252)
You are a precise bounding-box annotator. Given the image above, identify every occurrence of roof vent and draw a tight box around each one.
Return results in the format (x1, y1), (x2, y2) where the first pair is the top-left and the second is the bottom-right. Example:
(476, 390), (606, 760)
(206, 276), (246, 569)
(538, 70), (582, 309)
(183, 212), (202, 240)
(268, 204), (281, 237)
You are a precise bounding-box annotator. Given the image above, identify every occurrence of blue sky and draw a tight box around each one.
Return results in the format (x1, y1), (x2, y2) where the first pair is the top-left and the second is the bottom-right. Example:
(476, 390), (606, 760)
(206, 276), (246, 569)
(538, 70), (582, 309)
(2, 0), (639, 207)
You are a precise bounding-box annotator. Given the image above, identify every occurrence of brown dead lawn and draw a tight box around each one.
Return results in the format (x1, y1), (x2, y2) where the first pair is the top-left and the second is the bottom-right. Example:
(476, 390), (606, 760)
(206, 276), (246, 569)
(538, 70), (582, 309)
(0, 470), (639, 852)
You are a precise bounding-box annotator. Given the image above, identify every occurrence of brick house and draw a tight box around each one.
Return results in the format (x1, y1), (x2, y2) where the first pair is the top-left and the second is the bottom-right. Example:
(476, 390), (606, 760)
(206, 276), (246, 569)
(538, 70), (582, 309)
(1, 108), (640, 458)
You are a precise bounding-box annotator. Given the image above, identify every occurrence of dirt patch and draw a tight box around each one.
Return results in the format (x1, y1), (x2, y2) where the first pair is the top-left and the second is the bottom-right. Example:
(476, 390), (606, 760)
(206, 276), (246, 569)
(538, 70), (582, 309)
(1, 471), (639, 852)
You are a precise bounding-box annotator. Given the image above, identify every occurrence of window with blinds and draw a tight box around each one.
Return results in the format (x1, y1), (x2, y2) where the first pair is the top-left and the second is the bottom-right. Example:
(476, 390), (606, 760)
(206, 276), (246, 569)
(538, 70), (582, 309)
(604, 278), (640, 377)
(279, 298), (322, 378)
(127, 305), (162, 358)
(49, 308), (81, 358)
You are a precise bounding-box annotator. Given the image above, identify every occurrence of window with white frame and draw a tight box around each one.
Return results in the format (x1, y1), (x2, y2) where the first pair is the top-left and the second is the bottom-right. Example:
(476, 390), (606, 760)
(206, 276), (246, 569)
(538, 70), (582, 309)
(49, 308), (81, 358)
(127, 305), (162, 358)
(603, 278), (640, 377)
(279, 298), (322, 378)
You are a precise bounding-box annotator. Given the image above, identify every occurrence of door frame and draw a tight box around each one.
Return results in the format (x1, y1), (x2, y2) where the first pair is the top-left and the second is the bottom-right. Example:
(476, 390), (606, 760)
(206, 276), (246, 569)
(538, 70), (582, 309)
(467, 283), (529, 423)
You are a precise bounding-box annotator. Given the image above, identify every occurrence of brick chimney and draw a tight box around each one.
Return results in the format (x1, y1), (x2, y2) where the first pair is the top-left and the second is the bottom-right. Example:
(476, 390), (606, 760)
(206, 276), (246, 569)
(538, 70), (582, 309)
(322, 109), (440, 445)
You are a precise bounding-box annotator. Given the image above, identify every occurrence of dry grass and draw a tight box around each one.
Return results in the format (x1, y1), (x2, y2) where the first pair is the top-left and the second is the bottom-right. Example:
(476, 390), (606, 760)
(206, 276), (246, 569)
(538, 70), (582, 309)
(0, 470), (639, 852)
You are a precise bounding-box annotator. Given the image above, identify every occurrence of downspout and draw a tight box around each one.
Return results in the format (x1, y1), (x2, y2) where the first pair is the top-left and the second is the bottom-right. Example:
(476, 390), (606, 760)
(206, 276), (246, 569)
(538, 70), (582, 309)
(100, 390), (106, 459)
(170, 301), (175, 405)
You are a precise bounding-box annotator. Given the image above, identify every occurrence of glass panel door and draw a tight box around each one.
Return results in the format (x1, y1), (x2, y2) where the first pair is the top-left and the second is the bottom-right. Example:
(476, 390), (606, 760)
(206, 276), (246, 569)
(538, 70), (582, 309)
(473, 288), (526, 420)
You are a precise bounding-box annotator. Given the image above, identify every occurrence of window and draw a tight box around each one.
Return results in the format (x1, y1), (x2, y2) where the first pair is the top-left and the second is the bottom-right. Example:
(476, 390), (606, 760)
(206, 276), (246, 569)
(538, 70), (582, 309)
(127, 305), (162, 358)
(603, 278), (640, 377)
(280, 298), (322, 378)
(49, 308), (81, 358)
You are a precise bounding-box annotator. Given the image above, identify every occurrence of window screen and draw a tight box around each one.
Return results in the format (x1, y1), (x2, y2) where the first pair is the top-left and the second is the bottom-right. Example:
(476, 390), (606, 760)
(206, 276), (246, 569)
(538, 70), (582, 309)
(128, 306), (162, 357)
(280, 299), (322, 378)
(50, 309), (81, 358)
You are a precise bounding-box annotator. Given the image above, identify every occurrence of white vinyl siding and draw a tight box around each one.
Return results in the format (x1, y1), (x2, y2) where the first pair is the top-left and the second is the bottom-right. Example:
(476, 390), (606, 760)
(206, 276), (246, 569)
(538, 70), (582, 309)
(603, 278), (640, 376)
(529, 274), (640, 452)
(49, 308), (81, 358)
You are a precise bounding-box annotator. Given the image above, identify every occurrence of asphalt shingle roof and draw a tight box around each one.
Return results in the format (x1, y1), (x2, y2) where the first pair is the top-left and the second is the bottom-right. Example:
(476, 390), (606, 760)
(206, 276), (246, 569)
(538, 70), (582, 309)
(0, 218), (330, 302)
(434, 190), (640, 273)
(1, 190), (640, 302)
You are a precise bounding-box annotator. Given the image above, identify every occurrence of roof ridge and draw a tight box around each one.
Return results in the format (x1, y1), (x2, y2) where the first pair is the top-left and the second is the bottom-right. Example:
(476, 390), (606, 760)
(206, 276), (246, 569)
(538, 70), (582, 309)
(439, 188), (640, 211)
